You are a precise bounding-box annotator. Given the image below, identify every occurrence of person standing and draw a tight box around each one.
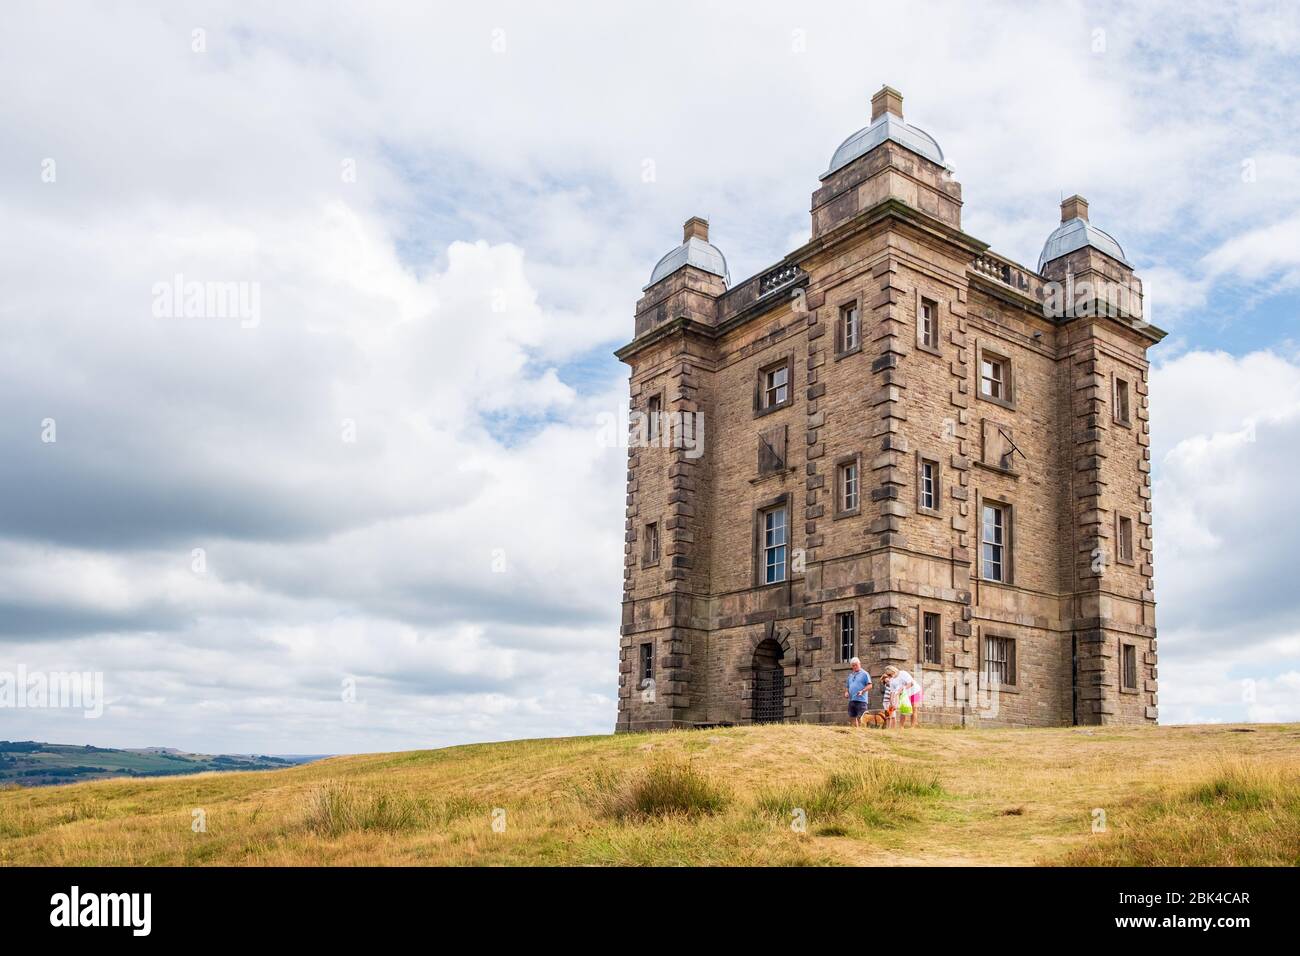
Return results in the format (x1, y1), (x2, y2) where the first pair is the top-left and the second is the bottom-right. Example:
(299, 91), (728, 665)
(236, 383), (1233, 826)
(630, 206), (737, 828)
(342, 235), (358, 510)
(883, 665), (920, 728)
(844, 657), (872, 727)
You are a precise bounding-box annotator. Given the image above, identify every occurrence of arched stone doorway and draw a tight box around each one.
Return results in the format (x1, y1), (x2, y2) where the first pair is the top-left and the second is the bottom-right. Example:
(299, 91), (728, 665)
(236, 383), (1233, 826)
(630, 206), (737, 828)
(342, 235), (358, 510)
(751, 637), (785, 724)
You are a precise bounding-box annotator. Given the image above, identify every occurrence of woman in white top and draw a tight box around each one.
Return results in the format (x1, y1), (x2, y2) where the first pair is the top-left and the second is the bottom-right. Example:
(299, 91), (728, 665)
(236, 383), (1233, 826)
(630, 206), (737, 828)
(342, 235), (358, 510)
(882, 666), (920, 728)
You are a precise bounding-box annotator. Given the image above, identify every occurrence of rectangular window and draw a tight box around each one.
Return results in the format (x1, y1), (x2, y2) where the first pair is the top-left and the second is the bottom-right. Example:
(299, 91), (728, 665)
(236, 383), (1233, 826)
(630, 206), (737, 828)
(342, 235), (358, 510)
(840, 303), (860, 353)
(762, 506), (788, 584)
(643, 521), (659, 566)
(920, 458), (938, 511)
(920, 297), (938, 349)
(923, 612), (941, 665)
(640, 642), (654, 683)
(985, 635), (1016, 687)
(839, 460), (859, 513)
(1122, 644), (1138, 691)
(647, 394), (661, 444)
(760, 362), (789, 410)
(1117, 515), (1134, 563)
(982, 502), (1008, 582)
(1114, 376), (1131, 425)
(980, 357), (1005, 400)
(838, 610), (856, 663)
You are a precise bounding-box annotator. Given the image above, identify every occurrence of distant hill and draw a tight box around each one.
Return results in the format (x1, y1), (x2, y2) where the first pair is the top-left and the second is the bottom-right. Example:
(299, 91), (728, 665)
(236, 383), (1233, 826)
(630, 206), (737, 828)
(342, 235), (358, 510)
(0, 740), (321, 787)
(1, 724), (1296, 865)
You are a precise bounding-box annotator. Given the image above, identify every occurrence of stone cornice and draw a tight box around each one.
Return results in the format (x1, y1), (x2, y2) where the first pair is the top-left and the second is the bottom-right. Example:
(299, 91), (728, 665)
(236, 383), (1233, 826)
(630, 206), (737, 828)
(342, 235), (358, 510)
(613, 315), (714, 362)
(617, 198), (987, 363)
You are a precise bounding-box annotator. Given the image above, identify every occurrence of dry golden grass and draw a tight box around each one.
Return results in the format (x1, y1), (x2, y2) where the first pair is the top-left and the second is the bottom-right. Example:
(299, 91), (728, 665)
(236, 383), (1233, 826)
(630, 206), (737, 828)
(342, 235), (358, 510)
(1, 722), (1296, 866)
(1064, 754), (1300, 866)
(580, 755), (732, 821)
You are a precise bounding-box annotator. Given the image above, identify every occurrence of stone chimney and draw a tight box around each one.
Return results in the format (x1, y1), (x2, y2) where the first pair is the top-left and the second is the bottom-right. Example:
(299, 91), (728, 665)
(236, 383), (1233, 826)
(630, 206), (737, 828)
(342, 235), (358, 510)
(683, 216), (709, 242)
(871, 85), (904, 121)
(1061, 195), (1089, 222)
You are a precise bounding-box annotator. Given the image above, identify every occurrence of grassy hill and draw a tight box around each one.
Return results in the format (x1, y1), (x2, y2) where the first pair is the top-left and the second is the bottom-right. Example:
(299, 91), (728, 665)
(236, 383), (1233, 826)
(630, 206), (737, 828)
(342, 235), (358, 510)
(0, 741), (313, 788)
(1, 723), (1297, 866)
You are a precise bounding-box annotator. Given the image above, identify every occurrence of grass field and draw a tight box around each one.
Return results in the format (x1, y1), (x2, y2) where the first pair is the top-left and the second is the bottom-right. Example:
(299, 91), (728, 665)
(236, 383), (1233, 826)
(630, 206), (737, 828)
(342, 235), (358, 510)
(1, 722), (1297, 866)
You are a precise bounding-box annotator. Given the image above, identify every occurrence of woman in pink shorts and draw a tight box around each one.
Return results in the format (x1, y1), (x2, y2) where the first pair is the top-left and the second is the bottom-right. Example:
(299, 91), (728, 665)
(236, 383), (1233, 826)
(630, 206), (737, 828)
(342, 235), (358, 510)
(883, 666), (921, 728)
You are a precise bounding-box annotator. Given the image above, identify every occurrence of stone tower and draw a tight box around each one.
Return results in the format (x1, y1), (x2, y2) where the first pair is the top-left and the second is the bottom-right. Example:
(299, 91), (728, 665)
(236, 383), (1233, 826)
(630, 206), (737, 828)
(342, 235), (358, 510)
(615, 87), (1163, 731)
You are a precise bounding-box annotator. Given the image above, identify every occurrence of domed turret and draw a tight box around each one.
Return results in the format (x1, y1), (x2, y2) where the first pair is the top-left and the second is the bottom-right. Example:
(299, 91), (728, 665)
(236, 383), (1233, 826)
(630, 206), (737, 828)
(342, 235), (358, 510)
(821, 85), (945, 178)
(645, 217), (729, 290)
(1038, 195), (1129, 272)
(811, 86), (960, 239)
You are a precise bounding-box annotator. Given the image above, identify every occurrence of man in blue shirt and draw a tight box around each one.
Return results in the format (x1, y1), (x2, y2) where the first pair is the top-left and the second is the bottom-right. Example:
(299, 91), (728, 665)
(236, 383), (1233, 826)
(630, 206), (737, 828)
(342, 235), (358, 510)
(844, 657), (872, 727)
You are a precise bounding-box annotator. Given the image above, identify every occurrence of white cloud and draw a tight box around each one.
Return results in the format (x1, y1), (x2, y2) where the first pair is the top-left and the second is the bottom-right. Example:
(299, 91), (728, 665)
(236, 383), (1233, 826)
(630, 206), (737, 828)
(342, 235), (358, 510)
(1203, 214), (1300, 286)
(0, 163), (626, 750)
(1151, 350), (1300, 722)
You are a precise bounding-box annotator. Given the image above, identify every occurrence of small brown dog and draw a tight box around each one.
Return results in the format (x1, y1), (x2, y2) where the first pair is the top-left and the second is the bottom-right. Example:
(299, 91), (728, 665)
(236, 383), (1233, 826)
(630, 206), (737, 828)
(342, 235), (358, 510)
(864, 708), (892, 729)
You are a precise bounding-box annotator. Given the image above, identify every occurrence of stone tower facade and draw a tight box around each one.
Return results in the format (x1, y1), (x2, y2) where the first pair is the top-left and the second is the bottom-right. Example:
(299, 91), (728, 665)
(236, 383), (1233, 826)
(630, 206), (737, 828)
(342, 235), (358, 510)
(615, 87), (1164, 731)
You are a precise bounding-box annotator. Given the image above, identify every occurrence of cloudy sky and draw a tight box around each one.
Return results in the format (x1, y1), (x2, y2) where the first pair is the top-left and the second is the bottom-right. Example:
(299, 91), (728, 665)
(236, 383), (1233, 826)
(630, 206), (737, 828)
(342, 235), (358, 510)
(1, 1), (1297, 753)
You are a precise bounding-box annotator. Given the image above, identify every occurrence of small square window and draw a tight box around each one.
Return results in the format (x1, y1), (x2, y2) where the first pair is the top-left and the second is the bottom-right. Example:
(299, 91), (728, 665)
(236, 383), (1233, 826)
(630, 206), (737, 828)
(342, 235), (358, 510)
(1121, 644), (1138, 691)
(757, 359), (792, 413)
(839, 303), (860, 353)
(981, 357), (1006, 400)
(643, 521), (660, 567)
(984, 635), (1016, 687)
(982, 502), (1009, 583)
(919, 297), (939, 349)
(639, 642), (654, 683)
(765, 366), (788, 406)
(923, 612), (941, 665)
(1114, 376), (1132, 426)
(837, 459), (859, 514)
(838, 610), (856, 663)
